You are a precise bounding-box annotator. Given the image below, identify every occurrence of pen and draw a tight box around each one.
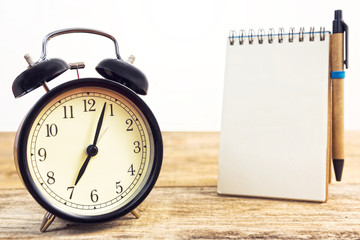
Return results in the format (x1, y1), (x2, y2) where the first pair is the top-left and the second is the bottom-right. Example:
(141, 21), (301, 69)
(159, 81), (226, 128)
(331, 10), (348, 181)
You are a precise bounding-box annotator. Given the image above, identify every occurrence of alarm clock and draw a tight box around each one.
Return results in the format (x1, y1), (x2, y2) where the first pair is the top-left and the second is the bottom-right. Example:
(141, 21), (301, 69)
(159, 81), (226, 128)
(12, 29), (163, 232)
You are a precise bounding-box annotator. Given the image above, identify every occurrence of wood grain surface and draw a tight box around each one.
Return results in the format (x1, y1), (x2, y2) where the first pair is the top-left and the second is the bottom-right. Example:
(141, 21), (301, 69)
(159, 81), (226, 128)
(1, 131), (360, 239)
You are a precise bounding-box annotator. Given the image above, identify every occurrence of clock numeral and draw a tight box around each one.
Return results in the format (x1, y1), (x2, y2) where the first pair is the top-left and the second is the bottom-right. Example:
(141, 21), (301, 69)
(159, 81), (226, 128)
(38, 148), (47, 162)
(46, 171), (55, 185)
(45, 124), (58, 137)
(126, 119), (133, 131)
(128, 164), (136, 176)
(116, 181), (123, 194)
(83, 99), (96, 112)
(90, 189), (99, 203)
(63, 105), (74, 119)
(109, 103), (114, 116)
(67, 187), (74, 199)
(134, 141), (141, 153)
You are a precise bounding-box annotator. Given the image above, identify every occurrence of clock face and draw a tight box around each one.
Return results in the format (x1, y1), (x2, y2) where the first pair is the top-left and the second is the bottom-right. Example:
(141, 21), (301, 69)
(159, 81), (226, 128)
(16, 79), (162, 221)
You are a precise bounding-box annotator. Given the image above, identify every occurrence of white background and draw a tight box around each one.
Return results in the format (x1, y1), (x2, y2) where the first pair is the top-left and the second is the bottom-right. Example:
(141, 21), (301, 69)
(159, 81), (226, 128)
(0, 0), (358, 131)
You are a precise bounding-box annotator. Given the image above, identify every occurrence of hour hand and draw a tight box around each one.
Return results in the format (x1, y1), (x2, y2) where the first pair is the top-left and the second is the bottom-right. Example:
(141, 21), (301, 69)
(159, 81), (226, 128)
(74, 155), (91, 186)
(74, 102), (106, 186)
(74, 143), (99, 185)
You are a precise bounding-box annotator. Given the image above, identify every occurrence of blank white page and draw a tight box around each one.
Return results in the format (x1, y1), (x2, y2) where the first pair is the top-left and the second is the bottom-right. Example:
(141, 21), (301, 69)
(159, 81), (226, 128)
(218, 32), (330, 202)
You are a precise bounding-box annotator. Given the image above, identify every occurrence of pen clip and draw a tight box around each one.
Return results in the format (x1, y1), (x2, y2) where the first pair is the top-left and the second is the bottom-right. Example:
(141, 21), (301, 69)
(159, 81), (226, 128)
(342, 21), (349, 69)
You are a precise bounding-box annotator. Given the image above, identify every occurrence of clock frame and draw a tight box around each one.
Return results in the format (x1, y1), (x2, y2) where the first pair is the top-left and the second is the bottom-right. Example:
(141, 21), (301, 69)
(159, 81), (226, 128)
(14, 78), (163, 223)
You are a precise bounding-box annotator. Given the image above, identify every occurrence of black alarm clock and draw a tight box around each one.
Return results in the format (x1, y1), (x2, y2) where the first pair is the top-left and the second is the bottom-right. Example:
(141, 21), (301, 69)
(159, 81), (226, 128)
(12, 29), (163, 232)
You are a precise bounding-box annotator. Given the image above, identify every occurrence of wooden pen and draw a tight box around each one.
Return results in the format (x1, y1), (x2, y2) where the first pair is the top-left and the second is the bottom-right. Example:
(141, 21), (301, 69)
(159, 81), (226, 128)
(331, 10), (348, 181)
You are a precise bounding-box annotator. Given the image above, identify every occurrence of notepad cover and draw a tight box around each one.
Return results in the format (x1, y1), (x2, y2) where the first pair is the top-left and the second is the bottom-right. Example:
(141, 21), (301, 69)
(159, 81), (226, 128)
(218, 33), (330, 202)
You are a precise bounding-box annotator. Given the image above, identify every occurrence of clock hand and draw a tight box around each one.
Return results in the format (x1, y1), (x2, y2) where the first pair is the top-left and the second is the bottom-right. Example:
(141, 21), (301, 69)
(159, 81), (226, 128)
(98, 126), (109, 143)
(74, 155), (91, 186)
(92, 102), (107, 146)
(74, 102), (107, 186)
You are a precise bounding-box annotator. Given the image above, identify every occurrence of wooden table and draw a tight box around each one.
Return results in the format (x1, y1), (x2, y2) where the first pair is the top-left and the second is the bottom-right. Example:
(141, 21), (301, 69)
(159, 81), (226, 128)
(1, 132), (360, 239)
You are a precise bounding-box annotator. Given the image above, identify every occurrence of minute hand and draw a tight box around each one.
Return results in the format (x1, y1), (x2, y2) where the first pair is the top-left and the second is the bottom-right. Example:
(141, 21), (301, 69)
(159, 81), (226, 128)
(92, 102), (107, 146)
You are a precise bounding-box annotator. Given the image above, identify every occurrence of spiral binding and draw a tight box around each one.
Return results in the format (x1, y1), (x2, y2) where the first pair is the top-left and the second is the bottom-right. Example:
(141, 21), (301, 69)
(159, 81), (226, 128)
(229, 27), (327, 45)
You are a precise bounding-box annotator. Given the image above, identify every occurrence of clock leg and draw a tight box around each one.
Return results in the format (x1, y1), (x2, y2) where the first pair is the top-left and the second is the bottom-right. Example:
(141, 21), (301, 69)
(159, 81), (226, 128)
(40, 211), (56, 232)
(131, 208), (141, 219)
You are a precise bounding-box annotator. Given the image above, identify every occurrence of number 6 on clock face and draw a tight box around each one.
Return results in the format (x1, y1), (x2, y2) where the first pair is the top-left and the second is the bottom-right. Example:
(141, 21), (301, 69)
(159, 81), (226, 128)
(14, 79), (163, 222)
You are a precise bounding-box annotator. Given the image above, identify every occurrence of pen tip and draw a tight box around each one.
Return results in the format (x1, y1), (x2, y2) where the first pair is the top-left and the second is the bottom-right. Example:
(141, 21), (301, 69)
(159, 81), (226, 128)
(333, 159), (344, 181)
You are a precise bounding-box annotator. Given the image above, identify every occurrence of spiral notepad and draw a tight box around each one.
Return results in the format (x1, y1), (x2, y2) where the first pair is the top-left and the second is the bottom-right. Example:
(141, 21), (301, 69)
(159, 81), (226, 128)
(218, 28), (331, 202)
